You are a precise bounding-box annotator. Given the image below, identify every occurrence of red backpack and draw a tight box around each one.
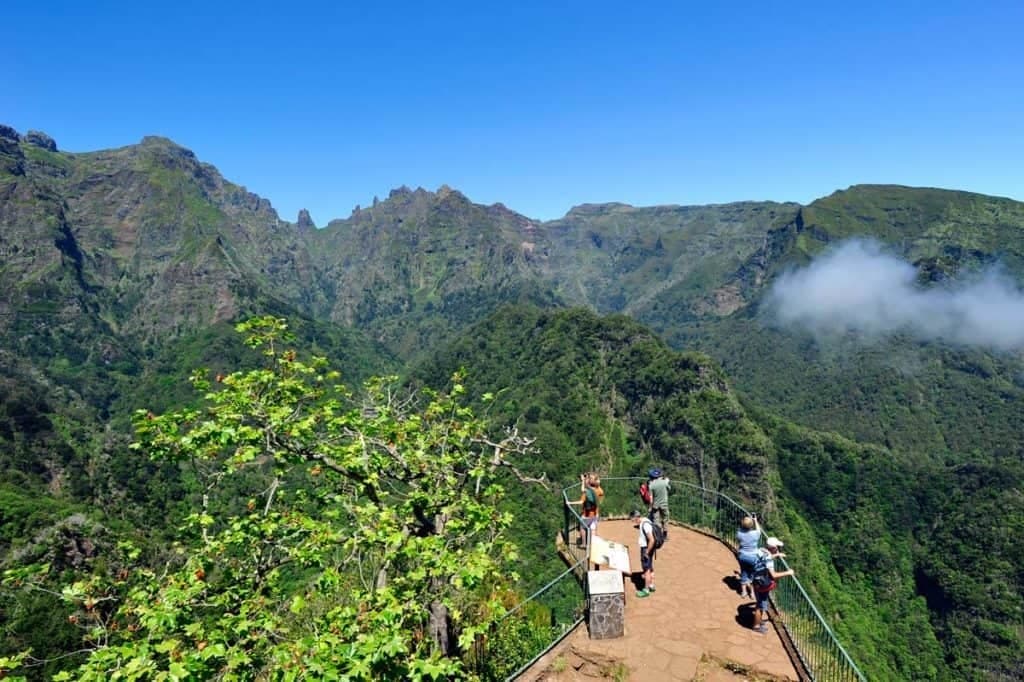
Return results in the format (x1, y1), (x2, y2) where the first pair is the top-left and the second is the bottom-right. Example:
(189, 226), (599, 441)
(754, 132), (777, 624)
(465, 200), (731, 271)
(639, 481), (652, 505)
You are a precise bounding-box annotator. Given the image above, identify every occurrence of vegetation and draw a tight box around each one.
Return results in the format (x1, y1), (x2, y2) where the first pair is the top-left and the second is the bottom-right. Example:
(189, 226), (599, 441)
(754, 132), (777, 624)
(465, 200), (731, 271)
(2, 127), (1023, 678)
(3, 318), (537, 680)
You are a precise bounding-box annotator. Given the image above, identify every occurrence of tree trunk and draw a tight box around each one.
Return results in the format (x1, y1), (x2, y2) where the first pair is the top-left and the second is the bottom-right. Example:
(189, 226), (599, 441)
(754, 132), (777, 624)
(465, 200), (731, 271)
(428, 596), (451, 655)
(428, 511), (454, 656)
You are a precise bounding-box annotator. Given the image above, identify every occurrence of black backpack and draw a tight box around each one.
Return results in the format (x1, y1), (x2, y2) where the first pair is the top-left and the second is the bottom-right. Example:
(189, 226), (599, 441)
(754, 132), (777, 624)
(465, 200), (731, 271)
(645, 520), (665, 550)
(752, 551), (774, 589)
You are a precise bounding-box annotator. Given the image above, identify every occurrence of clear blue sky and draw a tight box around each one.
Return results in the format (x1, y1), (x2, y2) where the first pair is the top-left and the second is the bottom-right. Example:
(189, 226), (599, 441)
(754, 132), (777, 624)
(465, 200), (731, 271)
(4, 1), (1023, 224)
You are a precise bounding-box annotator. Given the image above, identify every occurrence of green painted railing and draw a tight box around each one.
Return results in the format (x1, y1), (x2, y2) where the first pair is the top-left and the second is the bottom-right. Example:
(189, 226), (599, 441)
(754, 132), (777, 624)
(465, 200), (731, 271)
(557, 477), (867, 682)
(487, 559), (586, 681)
(470, 549), (586, 680)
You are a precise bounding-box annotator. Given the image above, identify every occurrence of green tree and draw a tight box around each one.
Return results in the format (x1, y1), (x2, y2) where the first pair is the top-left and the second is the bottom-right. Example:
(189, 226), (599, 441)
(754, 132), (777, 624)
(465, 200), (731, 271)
(6, 317), (535, 680)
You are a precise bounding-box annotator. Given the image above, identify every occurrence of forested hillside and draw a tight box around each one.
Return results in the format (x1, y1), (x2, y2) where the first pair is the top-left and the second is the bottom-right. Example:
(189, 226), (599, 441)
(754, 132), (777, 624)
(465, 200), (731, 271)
(416, 305), (1022, 680)
(1, 125), (1022, 679)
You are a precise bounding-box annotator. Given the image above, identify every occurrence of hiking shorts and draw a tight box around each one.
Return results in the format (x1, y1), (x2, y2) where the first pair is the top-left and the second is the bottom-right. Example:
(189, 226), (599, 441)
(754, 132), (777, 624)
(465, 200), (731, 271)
(738, 552), (758, 585)
(640, 549), (655, 572)
(584, 515), (599, 531)
(755, 588), (772, 612)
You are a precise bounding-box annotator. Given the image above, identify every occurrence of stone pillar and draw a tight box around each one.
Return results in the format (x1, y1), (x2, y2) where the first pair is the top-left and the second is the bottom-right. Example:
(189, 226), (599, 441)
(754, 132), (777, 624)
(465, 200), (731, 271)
(587, 570), (625, 639)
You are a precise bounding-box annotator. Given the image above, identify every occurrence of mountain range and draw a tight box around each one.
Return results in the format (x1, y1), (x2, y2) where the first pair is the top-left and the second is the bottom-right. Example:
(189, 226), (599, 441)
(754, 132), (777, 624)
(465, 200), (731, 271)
(2, 124), (1022, 679)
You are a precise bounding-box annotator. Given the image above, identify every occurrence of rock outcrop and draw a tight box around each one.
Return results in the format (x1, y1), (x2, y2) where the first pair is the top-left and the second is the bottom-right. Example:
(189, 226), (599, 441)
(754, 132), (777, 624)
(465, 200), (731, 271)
(297, 208), (315, 231)
(0, 124), (21, 142)
(25, 130), (58, 151)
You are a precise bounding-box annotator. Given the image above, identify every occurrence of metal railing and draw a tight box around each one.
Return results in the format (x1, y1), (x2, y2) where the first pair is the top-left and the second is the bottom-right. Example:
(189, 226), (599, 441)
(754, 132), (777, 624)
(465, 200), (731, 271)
(470, 557), (586, 681)
(489, 559), (586, 681)
(558, 477), (867, 682)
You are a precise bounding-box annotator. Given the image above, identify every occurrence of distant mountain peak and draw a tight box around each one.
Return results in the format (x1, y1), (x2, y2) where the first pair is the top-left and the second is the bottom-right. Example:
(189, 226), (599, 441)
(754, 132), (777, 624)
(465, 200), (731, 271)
(297, 208), (316, 230)
(0, 124), (20, 141)
(139, 134), (185, 148)
(25, 130), (58, 151)
(565, 202), (634, 216)
(388, 185), (415, 198)
(0, 125), (59, 152)
(436, 184), (465, 201)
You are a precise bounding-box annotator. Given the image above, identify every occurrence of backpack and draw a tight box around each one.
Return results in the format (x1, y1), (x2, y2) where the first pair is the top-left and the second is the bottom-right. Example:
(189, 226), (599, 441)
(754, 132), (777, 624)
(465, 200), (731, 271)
(639, 481), (652, 505)
(584, 486), (598, 508)
(643, 519), (665, 550)
(752, 551), (774, 590)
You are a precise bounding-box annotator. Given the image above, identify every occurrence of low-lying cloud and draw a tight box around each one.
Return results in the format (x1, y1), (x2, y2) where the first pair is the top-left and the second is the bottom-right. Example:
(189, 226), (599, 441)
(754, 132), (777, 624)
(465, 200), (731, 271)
(766, 239), (1024, 351)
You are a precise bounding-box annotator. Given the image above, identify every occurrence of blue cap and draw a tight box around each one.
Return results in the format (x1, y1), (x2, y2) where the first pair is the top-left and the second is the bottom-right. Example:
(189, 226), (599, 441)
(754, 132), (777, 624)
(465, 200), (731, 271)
(648, 468), (661, 478)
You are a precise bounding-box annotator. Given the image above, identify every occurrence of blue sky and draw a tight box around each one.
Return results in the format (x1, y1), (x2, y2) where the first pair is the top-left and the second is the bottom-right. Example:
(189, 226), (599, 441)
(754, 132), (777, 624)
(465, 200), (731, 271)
(4, 1), (1023, 224)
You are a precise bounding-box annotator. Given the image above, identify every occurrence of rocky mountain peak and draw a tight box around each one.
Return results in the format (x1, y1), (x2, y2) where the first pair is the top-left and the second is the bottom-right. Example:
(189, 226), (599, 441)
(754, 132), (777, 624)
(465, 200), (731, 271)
(25, 130), (57, 151)
(564, 202), (633, 218)
(297, 208), (316, 231)
(0, 125), (25, 175)
(0, 124), (21, 142)
(138, 135), (198, 161)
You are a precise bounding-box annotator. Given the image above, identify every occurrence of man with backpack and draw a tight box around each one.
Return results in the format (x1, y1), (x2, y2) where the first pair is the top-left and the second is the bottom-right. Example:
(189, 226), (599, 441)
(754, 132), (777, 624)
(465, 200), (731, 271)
(630, 509), (664, 598)
(751, 536), (794, 633)
(647, 468), (671, 540)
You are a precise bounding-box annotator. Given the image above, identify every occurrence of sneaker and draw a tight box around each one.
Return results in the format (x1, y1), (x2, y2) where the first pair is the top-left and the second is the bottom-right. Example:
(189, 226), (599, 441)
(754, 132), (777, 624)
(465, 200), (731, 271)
(636, 589), (651, 598)
(648, 585), (657, 592)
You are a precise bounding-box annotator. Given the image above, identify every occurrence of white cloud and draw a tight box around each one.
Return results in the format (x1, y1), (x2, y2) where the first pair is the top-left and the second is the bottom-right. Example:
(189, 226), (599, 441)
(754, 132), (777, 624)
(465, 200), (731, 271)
(766, 239), (1024, 351)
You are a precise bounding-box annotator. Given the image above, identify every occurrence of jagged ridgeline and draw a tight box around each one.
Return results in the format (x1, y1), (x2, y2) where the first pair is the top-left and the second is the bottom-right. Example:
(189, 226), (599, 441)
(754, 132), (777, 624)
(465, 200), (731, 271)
(1, 124), (1023, 678)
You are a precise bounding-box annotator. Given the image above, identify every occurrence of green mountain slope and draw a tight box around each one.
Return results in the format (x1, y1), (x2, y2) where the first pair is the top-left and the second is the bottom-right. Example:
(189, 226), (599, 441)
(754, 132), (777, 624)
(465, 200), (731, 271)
(671, 185), (1024, 461)
(543, 200), (800, 318)
(309, 186), (560, 357)
(413, 305), (960, 679)
(416, 305), (775, 503)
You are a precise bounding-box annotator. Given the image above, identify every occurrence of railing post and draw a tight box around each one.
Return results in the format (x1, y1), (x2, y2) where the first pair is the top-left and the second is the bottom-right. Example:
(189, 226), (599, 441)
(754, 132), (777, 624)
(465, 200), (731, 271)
(562, 494), (570, 547)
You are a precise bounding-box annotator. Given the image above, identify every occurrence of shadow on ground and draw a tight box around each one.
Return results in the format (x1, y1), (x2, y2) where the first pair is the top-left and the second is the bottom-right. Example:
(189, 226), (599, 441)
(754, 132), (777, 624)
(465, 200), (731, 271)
(735, 602), (758, 629)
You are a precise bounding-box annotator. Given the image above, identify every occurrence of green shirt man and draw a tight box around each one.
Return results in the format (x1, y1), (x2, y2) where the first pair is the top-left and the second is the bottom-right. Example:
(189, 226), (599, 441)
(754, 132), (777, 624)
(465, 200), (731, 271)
(648, 468), (671, 537)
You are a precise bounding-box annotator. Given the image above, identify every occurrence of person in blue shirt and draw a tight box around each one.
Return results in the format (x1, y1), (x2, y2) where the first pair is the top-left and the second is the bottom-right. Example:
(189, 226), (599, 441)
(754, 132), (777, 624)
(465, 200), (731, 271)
(735, 514), (762, 599)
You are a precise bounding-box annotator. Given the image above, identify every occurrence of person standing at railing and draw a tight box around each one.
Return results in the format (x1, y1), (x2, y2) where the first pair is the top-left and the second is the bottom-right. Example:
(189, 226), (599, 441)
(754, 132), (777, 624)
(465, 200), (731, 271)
(647, 468), (671, 541)
(752, 536), (794, 634)
(630, 509), (658, 597)
(736, 514), (763, 600)
(567, 472), (604, 546)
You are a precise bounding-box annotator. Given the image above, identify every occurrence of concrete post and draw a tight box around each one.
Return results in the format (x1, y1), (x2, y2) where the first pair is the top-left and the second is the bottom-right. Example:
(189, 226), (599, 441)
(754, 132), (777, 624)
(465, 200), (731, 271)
(587, 569), (625, 639)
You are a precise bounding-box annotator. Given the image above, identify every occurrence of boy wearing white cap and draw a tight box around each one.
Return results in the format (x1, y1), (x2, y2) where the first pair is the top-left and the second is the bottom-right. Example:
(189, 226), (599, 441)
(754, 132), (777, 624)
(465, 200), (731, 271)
(752, 536), (794, 634)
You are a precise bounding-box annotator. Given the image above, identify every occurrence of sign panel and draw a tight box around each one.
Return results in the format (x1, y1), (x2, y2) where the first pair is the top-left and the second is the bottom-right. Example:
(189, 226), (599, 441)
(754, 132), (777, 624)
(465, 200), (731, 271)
(589, 534), (631, 574)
